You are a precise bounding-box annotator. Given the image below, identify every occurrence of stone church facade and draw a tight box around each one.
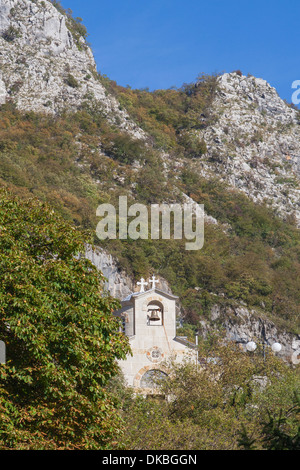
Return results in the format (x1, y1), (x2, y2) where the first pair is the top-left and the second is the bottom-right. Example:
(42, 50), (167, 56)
(115, 276), (195, 392)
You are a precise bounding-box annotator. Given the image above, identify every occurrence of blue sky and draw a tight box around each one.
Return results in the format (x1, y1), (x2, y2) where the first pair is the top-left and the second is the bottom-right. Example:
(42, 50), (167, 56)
(60, 0), (299, 102)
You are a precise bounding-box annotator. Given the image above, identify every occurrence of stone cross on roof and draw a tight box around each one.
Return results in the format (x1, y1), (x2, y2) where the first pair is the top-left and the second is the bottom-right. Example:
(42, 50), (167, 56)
(149, 275), (159, 289)
(137, 277), (148, 293)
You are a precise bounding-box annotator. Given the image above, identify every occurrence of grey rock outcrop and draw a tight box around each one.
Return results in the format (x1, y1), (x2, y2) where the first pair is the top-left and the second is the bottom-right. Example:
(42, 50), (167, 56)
(0, 72), (6, 103)
(1, 3), (299, 224)
(85, 246), (134, 300)
(0, 0), (145, 138)
(192, 72), (300, 225)
(85, 245), (174, 300)
(201, 302), (300, 363)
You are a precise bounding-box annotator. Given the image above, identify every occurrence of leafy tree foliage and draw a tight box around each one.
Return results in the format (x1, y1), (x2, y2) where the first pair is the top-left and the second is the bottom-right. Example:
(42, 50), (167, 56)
(238, 392), (300, 450)
(114, 339), (300, 450)
(0, 190), (130, 449)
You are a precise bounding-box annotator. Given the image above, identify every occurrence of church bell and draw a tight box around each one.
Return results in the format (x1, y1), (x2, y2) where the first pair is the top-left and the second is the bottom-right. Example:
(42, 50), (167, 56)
(148, 309), (161, 321)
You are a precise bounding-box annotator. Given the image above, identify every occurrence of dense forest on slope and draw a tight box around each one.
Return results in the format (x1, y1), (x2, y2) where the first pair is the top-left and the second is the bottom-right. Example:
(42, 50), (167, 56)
(0, 98), (299, 335)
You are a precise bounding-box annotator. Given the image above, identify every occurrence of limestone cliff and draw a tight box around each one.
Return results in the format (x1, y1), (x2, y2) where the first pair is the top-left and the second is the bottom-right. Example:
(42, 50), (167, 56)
(1, 2), (299, 224)
(187, 72), (300, 224)
(201, 301), (300, 363)
(0, 0), (144, 137)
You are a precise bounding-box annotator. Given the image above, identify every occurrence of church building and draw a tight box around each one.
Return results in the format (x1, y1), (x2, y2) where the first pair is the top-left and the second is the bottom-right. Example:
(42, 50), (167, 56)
(115, 275), (195, 392)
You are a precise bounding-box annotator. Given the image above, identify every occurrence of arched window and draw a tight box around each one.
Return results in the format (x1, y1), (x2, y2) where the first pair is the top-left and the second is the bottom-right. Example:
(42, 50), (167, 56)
(147, 300), (164, 326)
(140, 369), (168, 389)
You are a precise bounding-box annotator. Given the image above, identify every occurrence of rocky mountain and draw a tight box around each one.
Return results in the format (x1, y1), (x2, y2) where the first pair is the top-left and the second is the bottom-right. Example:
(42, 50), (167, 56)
(1, 1), (299, 225)
(193, 72), (300, 224)
(0, 0), (144, 137)
(0, 0), (299, 361)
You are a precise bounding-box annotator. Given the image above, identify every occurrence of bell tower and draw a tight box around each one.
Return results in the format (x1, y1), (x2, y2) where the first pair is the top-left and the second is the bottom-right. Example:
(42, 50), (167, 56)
(115, 275), (194, 392)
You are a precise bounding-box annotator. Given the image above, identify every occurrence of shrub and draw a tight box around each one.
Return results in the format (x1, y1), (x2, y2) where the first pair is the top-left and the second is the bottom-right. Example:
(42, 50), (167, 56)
(65, 74), (80, 89)
(2, 26), (21, 42)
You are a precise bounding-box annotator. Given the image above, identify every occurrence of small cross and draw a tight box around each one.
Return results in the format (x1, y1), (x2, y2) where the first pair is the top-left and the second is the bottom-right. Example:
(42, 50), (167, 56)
(149, 275), (159, 290)
(137, 277), (148, 292)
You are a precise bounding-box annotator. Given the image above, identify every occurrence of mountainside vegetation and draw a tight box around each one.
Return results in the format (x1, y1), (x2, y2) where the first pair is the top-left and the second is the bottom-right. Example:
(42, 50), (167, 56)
(0, 0), (299, 451)
(0, 100), (299, 336)
(100, 72), (218, 154)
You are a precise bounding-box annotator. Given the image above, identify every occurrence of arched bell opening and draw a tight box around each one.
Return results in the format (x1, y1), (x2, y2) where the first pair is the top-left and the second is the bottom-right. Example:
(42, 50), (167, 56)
(147, 300), (164, 326)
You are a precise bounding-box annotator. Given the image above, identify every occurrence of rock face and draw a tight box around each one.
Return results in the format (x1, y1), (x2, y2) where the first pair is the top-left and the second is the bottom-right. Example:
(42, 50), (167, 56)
(193, 72), (300, 224)
(85, 246), (134, 300)
(85, 245), (174, 301)
(206, 302), (300, 363)
(0, 72), (6, 104)
(0, 0), (144, 137)
(0, 3), (298, 222)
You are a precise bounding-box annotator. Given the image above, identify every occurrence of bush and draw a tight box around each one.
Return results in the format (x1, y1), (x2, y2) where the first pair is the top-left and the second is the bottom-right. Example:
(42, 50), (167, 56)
(65, 73), (80, 89)
(233, 70), (243, 77)
(2, 26), (21, 42)
(100, 73), (218, 153)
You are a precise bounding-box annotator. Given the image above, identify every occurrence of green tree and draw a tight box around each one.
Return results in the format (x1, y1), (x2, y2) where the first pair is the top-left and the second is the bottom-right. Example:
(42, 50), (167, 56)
(239, 392), (300, 450)
(117, 339), (299, 450)
(0, 190), (130, 449)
